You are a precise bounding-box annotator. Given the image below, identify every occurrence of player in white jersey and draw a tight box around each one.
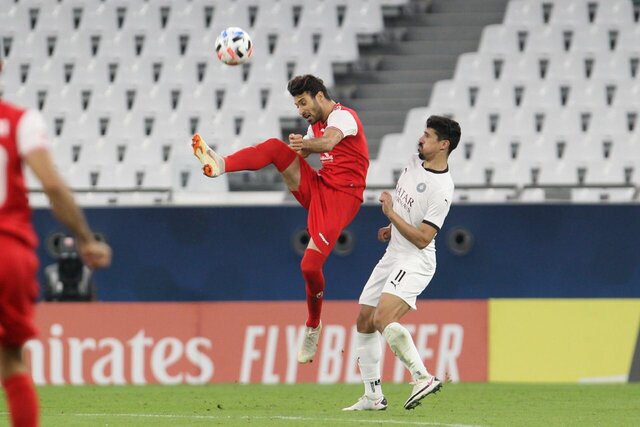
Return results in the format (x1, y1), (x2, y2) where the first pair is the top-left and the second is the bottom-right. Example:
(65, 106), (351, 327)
(343, 115), (460, 412)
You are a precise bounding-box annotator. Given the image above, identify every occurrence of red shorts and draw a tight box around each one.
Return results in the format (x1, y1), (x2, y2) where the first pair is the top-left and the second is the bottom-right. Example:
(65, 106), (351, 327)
(0, 235), (39, 347)
(291, 159), (362, 256)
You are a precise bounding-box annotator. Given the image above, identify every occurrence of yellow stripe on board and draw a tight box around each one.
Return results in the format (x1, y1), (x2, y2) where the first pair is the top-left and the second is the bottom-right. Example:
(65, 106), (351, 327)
(489, 299), (640, 383)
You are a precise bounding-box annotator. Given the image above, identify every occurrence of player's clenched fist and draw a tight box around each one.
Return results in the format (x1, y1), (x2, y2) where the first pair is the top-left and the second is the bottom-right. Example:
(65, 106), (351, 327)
(378, 225), (391, 242)
(79, 240), (113, 269)
(288, 133), (304, 152)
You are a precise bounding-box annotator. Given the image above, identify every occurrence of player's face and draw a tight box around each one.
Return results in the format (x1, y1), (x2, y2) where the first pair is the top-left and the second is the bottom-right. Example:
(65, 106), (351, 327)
(293, 93), (323, 124)
(418, 127), (446, 160)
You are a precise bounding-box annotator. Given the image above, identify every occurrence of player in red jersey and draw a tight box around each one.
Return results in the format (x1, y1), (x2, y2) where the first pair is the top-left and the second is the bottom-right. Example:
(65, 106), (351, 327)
(0, 59), (112, 427)
(192, 74), (369, 363)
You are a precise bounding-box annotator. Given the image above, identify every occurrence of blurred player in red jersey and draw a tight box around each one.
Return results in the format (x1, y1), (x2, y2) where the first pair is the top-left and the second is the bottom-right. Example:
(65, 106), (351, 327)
(0, 58), (112, 426)
(192, 74), (369, 363)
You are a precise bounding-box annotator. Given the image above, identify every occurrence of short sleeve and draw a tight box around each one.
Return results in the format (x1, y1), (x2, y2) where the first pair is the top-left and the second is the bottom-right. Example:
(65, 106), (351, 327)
(17, 109), (49, 156)
(422, 191), (451, 232)
(326, 109), (357, 138)
(304, 125), (315, 140)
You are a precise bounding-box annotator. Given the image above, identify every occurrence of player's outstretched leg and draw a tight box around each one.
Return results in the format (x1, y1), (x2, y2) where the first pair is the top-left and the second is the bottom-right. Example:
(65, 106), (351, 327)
(342, 395), (388, 411)
(297, 321), (322, 363)
(192, 133), (225, 177)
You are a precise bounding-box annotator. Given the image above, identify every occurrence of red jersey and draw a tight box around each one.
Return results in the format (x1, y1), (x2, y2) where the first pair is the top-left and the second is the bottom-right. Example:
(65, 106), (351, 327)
(0, 100), (48, 249)
(307, 103), (369, 201)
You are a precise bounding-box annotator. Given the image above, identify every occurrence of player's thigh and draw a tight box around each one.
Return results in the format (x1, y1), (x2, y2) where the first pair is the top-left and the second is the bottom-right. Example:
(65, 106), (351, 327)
(358, 254), (397, 308)
(307, 188), (360, 255)
(289, 158), (318, 209)
(0, 237), (39, 348)
(374, 293), (412, 331)
(281, 155), (302, 192)
(380, 264), (434, 312)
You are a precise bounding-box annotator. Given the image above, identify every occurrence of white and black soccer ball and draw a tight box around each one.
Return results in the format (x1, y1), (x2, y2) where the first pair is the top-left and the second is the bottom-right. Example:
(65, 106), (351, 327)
(215, 27), (253, 66)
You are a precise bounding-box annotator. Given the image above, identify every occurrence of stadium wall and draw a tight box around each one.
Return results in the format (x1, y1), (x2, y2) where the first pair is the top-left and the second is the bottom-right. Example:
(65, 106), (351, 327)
(28, 204), (640, 384)
(28, 300), (640, 385)
(32, 204), (640, 301)
(28, 301), (487, 385)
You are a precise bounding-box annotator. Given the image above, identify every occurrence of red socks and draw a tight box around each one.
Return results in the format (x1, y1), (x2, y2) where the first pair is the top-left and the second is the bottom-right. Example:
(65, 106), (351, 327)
(2, 373), (39, 427)
(224, 138), (297, 173)
(301, 249), (327, 328)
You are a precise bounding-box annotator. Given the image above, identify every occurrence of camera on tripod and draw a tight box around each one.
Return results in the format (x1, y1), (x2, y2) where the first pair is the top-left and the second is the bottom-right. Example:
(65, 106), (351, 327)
(43, 232), (105, 302)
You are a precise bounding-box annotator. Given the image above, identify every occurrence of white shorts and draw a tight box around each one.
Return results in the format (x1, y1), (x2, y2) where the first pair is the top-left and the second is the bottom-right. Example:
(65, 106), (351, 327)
(358, 252), (435, 310)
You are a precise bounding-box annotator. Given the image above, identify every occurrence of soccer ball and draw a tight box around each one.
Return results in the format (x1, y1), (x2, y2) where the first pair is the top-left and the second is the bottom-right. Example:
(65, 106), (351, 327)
(215, 27), (253, 66)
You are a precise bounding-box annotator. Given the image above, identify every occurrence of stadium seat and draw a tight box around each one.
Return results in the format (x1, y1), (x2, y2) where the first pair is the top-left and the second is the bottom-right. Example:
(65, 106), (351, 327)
(543, 107), (586, 136)
(544, 51), (590, 80)
(454, 53), (503, 82)
(447, 134), (489, 186)
(133, 0), (175, 33)
(273, 27), (315, 62)
(501, 53), (552, 81)
(252, 0), (298, 32)
(618, 24), (640, 53)
(571, 187), (636, 202)
(548, 0), (593, 26)
(246, 53), (290, 86)
(80, 0), (131, 33)
(570, 25), (621, 54)
(503, 0), (546, 27)
(342, 0), (384, 36)
(479, 25), (523, 54)
(611, 80), (640, 108)
(582, 131), (635, 186)
(210, 0), (252, 35)
(593, 0), (635, 26)
(366, 134), (404, 187)
(430, 80), (479, 110)
(526, 26), (569, 53)
(485, 134), (534, 186)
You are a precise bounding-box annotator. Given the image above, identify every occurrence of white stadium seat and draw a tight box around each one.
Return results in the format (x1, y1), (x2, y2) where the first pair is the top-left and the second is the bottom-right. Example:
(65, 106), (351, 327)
(504, 0), (546, 27)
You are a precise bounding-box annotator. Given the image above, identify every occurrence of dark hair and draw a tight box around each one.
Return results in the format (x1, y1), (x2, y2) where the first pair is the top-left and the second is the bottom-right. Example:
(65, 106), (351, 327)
(427, 115), (461, 154)
(287, 74), (331, 100)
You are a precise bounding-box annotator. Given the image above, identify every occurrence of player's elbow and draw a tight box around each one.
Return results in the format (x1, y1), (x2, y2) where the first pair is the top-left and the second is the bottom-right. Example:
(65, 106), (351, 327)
(414, 237), (432, 250)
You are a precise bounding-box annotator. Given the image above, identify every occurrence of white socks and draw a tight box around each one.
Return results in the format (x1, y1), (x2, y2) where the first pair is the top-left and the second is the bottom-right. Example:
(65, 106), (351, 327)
(356, 331), (383, 399)
(383, 322), (430, 381)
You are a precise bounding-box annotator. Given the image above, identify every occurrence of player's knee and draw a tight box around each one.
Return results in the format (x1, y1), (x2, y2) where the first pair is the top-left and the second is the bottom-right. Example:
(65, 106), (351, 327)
(372, 310), (393, 333)
(300, 250), (324, 272)
(261, 138), (286, 151)
(300, 259), (321, 281)
(356, 310), (376, 333)
(261, 138), (296, 171)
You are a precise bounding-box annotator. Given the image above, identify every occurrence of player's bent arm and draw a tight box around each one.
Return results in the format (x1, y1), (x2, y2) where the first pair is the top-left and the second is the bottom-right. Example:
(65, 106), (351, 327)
(24, 148), (94, 244)
(386, 211), (437, 249)
(301, 127), (343, 153)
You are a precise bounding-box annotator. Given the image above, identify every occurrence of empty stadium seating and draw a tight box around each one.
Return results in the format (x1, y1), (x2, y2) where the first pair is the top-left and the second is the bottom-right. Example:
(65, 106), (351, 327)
(1, 0), (638, 203)
(369, 0), (639, 202)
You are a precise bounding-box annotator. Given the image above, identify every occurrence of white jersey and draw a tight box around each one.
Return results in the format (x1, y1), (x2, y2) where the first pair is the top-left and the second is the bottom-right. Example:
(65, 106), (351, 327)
(386, 154), (454, 270)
